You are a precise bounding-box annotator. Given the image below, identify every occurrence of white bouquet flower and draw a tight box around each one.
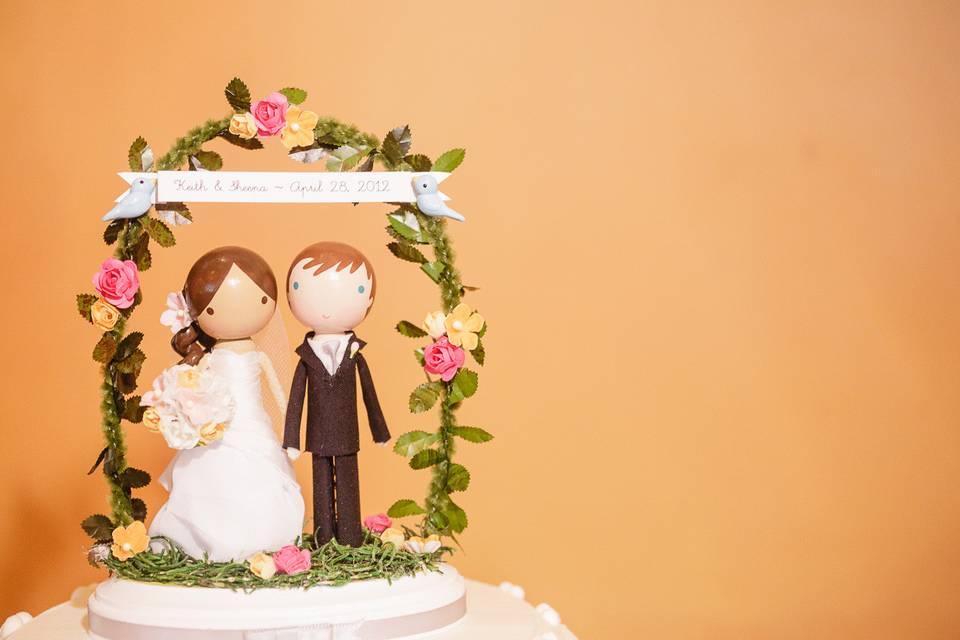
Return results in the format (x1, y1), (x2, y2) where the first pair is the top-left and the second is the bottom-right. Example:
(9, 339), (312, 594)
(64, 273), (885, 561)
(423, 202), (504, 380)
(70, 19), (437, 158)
(140, 363), (234, 450)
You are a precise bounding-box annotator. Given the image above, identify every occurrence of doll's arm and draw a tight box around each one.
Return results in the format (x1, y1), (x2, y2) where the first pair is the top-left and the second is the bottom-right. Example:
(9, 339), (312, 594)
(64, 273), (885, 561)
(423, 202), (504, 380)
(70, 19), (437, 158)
(259, 352), (287, 415)
(283, 360), (308, 455)
(356, 353), (390, 444)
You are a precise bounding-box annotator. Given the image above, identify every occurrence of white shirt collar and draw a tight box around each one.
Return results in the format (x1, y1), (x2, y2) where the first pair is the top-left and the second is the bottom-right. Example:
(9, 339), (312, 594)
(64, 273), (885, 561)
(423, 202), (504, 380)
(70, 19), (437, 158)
(308, 333), (352, 375)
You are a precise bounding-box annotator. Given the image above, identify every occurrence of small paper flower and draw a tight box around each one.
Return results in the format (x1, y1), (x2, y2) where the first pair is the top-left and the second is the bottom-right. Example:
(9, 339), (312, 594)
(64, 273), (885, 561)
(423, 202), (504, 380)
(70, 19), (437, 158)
(160, 292), (191, 334)
(93, 259), (140, 309)
(404, 534), (442, 554)
(273, 545), (312, 575)
(142, 408), (161, 433)
(248, 551), (277, 579)
(90, 298), (119, 331)
(444, 303), (484, 350)
(111, 521), (149, 561)
(535, 603), (562, 627)
(198, 422), (226, 444)
(280, 106), (319, 150)
(423, 337), (465, 382)
(228, 112), (259, 140)
(423, 311), (447, 339)
(379, 527), (405, 549)
(363, 513), (392, 533)
(250, 92), (288, 136)
(87, 543), (111, 565)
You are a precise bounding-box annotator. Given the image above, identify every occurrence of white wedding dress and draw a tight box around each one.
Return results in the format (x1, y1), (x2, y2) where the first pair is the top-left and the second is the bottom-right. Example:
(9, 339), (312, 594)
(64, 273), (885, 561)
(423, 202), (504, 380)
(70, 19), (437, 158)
(149, 349), (305, 562)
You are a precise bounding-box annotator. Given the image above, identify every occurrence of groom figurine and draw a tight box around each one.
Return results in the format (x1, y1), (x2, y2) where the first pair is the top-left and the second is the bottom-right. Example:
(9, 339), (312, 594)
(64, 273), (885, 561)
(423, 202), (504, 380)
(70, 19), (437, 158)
(284, 241), (391, 547)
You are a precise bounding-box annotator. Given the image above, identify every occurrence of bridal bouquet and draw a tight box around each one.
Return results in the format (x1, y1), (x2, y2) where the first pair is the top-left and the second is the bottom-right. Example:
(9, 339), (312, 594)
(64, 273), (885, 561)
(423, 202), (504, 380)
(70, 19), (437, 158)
(140, 364), (235, 449)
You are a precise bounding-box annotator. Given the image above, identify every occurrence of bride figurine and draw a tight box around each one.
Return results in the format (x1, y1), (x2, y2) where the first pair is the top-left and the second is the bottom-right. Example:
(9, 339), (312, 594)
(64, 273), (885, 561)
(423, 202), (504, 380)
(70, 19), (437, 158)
(146, 246), (305, 562)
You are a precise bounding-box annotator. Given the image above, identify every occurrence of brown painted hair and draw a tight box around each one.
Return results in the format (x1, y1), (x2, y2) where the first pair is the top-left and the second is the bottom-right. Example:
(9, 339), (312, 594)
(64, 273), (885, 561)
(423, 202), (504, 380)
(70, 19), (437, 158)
(172, 246), (278, 365)
(286, 241), (376, 298)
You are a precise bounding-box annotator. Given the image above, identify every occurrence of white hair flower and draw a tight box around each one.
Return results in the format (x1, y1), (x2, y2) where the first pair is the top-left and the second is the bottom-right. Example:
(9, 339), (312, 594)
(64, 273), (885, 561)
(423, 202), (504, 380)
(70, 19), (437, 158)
(159, 292), (191, 334)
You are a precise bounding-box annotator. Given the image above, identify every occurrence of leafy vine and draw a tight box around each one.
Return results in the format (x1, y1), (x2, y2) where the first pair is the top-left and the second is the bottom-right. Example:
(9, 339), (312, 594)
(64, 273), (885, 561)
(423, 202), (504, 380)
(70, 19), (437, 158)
(78, 77), (489, 551)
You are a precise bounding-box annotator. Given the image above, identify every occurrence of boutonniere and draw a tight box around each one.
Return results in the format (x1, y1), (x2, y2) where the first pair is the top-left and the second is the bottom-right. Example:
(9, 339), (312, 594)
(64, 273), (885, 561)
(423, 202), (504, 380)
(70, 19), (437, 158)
(349, 342), (360, 359)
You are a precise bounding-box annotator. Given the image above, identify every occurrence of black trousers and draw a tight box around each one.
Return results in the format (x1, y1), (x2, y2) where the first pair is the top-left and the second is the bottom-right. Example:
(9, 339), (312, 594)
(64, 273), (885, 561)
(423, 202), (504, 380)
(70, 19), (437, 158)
(311, 453), (362, 547)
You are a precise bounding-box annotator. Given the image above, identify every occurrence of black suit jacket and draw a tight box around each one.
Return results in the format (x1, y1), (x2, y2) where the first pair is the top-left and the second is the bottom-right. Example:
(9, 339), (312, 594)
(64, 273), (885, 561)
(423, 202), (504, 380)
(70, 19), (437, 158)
(284, 332), (390, 456)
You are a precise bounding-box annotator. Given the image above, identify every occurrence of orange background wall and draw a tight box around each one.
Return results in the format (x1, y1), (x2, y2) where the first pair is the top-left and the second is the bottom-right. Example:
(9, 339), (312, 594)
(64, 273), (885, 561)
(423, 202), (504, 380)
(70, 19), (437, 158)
(2, 1), (960, 638)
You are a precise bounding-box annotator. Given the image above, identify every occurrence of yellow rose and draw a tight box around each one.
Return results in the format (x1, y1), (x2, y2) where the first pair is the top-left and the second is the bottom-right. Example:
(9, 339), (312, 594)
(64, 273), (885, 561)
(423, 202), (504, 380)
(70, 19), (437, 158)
(176, 368), (201, 389)
(280, 106), (319, 150)
(423, 311), (447, 339)
(229, 112), (258, 140)
(111, 520), (149, 561)
(142, 408), (161, 433)
(444, 303), (485, 350)
(91, 298), (119, 331)
(379, 527), (406, 549)
(198, 422), (226, 445)
(248, 551), (277, 579)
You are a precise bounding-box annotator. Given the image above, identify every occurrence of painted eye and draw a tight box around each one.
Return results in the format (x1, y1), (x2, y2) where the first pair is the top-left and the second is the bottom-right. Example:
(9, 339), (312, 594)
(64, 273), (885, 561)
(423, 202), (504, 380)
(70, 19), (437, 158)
(293, 281), (299, 290)
(261, 296), (268, 304)
(358, 285), (365, 294)
(206, 308), (215, 315)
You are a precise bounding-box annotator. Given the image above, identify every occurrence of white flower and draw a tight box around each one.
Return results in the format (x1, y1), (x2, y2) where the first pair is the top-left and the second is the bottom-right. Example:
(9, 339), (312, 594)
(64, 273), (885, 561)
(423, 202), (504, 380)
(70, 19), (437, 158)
(159, 292), (192, 333)
(403, 535), (442, 554)
(423, 311), (447, 339)
(141, 364), (235, 450)
(499, 581), (525, 600)
(535, 603), (561, 627)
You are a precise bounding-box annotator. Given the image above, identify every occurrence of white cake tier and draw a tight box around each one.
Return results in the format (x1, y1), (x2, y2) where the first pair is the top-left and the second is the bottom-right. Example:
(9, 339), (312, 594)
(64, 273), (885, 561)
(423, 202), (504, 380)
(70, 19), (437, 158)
(87, 565), (466, 639)
(4, 578), (576, 640)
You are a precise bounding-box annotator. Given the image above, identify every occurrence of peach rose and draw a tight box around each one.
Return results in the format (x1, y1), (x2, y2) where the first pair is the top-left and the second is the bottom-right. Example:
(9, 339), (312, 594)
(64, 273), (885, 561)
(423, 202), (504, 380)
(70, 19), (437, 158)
(92, 259), (140, 309)
(248, 552), (277, 579)
(228, 112), (258, 139)
(142, 408), (161, 433)
(198, 422), (226, 444)
(379, 527), (405, 549)
(250, 92), (288, 136)
(91, 298), (119, 331)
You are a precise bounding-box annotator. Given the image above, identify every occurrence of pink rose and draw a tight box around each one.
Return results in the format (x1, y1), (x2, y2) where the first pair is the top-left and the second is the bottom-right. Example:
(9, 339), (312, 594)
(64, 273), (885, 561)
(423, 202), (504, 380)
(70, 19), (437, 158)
(273, 545), (311, 575)
(423, 336), (465, 382)
(92, 259), (140, 309)
(364, 513), (392, 534)
(250, 92), (288, 136)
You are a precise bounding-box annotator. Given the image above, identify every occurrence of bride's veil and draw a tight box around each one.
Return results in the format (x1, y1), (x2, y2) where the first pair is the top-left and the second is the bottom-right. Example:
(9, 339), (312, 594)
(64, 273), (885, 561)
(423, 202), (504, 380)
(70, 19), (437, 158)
(253, 308), (294, 435)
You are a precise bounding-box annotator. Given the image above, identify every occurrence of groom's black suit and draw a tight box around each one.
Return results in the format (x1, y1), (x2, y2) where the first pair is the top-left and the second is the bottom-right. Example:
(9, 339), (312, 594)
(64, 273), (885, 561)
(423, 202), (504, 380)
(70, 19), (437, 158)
(284, 332), (390, 546)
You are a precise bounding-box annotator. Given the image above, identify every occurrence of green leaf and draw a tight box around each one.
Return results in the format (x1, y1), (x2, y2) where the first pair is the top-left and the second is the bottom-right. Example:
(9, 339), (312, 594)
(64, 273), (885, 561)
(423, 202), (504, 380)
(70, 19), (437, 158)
(420, 261), (445, 283)
(410, 449), (441, 469)
(432, 148), (466, 173)
(381, 125), (412, 166)
(81, 514), (115, 542)
(449, 426), (494, 443)
(278, 87), (308, 104)
(128, 136), (149, 172)
(192, 150), (223, 171)
(404, 154), (432, 172)
(115, 348), (146, 375)
(356, 152), (376, 172)
(387, 242), (427, 264)
(131, 233), (152, 271)
(220, 131), (264, 150)
(452, 369), (479, 399)
(121, 467), (151, 489)
(103, 219), (125, 245)
(396, 320), (428, 338)
(326, 145), (362, 171)
(443, 502), (468, 533)
(93, 335), (117, 363)
(393, 430), (438, 457)
(409, 382), (444, 413)
(446, 463), (471, 492)
(387, 214), (423, 243)
(387, 499), (427, 518)
(143, 217), (176, 248)
(414, 348), (425, 367)
(123, 396), (146, 423)
(116, 332), (143, 361)
(470, 339), (485, 365)
(225, 77), (251, 112)
(87, 446), (109, 475)
(131, 498), (147, 522)
(117, 372), (138, 394)
(77, 293), (97, 322)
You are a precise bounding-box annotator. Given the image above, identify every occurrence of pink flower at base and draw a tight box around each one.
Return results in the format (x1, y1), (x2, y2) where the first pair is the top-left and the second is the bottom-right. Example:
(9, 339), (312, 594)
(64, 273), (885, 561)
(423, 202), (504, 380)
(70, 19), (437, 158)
(364, 513), (392, 533)
(423, 337), (465, 382)
(250, 92), (289, 136)
(93, 259), (140, 309)
(273, 545), (311, 575)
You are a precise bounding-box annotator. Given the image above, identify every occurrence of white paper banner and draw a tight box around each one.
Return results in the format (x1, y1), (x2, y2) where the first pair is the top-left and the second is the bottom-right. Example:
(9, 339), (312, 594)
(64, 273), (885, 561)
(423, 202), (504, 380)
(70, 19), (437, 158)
(116, 171), (451, 204)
